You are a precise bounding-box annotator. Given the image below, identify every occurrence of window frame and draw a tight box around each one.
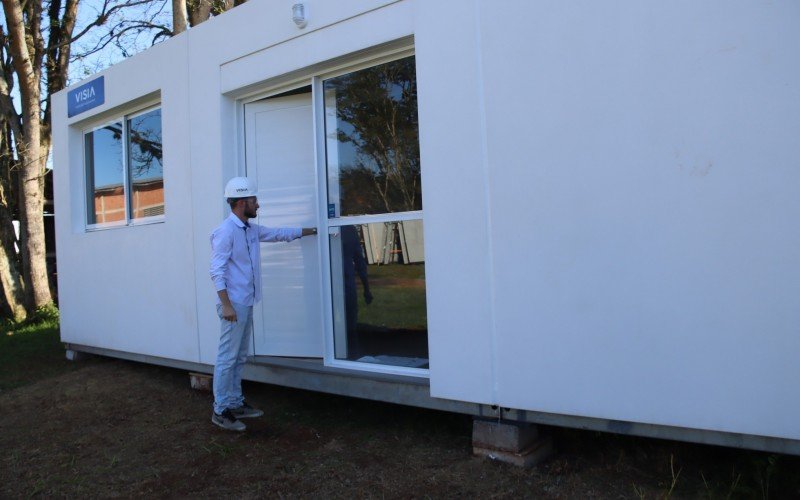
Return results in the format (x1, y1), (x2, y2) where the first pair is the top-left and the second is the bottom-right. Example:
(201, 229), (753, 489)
(82, 103), (165, 231)
(320, 52), (422, 226)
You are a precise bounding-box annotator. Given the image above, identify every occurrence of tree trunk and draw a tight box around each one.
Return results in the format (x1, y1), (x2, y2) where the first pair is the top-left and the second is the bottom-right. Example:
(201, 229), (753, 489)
(0, 209), (26, 321)
(0, 125), (26, 321)
(172, 0), (188, 35)
(3, 0), (53, 309)
(18, 122), (52, 309)
(188, 0), (213, 27)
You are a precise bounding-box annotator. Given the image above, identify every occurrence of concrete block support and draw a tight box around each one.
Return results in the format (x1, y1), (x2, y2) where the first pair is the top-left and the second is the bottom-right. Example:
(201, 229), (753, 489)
(189, 372), (213, 391)
(472, 418), (553, 467)
(65, 349), (91, 362)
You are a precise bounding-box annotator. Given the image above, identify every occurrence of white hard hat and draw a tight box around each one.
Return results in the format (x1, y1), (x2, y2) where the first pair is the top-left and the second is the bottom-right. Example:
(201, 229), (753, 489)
(224, 177), (257, 199)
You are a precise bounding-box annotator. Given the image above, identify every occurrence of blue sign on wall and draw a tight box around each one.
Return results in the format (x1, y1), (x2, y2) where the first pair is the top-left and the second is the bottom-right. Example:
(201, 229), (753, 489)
(68, 76), (105, 118)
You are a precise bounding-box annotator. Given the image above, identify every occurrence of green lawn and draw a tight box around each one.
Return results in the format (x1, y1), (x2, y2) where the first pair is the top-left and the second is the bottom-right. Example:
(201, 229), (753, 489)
(357, 263), (427, 330)
(0, 306), (81, 392)
(364, 261), (425, 281)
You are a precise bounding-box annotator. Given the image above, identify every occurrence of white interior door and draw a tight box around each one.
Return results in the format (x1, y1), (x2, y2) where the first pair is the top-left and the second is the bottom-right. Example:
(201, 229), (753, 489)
(244, 93), (322, 357)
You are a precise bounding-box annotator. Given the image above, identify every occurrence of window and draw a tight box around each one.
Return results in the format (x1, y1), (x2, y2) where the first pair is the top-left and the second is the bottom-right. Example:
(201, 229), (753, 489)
(84, 106), (164, 227)
(328, 221), (428, 368)
(324, 56), (421, 218)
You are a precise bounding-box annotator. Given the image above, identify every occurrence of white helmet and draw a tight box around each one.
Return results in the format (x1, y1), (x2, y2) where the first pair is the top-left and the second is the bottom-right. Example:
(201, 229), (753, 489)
(224, 177), (257, 199)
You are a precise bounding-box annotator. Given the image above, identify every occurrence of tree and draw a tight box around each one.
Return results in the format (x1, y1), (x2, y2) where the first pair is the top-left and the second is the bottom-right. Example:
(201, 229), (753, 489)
(1, 0), (61, 311)
(326, 56), (421, 216)
(0, 104), (25, 320)
(172, 0), (245, 35)
(171, 0), (187, 34)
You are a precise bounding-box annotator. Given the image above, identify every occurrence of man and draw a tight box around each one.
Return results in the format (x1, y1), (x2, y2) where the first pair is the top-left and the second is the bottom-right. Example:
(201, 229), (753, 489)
(209, 176), (316, 431)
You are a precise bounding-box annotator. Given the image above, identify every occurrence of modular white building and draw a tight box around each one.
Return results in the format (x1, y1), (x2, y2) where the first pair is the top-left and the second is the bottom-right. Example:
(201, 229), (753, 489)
(53, 0), (800, 454)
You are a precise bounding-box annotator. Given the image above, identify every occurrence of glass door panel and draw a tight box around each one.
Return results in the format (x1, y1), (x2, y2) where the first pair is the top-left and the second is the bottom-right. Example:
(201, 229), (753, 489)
(323, 54), (428, 369)
(323, 56), (421, 218)
(329, 223), (428, 368)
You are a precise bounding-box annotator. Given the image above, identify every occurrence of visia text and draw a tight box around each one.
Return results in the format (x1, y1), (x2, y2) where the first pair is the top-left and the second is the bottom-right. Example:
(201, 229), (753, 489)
(75, 87), (96, 102)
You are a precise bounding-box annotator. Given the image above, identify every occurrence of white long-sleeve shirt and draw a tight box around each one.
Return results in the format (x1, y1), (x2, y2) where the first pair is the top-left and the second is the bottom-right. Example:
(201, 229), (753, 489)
(210, 213), (301, 306)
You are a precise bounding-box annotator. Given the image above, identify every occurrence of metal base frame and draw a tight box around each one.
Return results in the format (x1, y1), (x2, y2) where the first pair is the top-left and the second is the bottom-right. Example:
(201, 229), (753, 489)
(65, 343), (800, 455)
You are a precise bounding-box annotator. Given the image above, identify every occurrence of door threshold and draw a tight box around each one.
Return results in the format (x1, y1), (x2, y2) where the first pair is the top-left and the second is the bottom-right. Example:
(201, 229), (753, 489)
(247, 355), (429, 385)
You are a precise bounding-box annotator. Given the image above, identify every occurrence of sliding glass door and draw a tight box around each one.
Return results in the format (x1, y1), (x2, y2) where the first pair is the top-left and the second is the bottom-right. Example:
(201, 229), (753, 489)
(322, 55), (428, 369)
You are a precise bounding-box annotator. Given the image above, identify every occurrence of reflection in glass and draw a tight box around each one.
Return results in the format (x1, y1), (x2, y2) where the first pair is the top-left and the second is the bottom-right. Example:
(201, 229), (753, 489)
(128, 108), (164, 219)
(330, 221), (428, 368)
(324, 56), (421, 217)
(85, 122), (124, 224)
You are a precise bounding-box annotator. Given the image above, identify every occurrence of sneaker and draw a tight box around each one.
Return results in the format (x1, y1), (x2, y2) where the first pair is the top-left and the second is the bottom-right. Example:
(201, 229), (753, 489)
(230, 401), (264, 419)
(211, 409), (246, 431)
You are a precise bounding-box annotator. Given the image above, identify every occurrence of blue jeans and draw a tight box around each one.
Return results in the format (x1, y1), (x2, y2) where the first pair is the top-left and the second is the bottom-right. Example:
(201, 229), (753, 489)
(213, 302), (253, 415)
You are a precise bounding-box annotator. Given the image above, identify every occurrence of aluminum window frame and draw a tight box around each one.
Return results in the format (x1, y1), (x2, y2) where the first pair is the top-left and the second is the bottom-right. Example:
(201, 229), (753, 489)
(82, 103), (165, 231)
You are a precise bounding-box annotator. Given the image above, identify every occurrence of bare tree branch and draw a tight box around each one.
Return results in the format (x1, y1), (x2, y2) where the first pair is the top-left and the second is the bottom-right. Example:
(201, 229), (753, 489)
(0, 77), (23, 142)
(68, 0), (163, 45)
(72, 21), (171, 60)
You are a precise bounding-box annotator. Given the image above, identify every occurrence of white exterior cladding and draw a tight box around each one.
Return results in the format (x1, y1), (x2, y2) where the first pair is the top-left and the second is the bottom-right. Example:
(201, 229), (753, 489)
(53, 0), (800, 444)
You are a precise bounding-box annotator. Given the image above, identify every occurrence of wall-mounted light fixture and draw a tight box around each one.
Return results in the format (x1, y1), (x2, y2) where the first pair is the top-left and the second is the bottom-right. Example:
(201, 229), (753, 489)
(292, 3), (307, 29)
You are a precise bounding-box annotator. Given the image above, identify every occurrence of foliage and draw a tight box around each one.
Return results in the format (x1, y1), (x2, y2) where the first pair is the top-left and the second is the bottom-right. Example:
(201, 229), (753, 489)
(327, 56), (421, 216)
(29, 302), (60, 323)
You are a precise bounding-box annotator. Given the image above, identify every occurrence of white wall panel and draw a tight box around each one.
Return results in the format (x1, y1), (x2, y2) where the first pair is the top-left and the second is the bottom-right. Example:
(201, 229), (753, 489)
(416, 1), (495, 404)
(478, 0), (800, 439)
(54, 37), (198, 362)
(220, 1), (411, 93)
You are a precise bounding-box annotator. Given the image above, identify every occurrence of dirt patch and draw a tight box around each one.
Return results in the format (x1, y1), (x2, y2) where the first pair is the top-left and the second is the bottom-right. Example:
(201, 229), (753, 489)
(2, 358), (799, 498)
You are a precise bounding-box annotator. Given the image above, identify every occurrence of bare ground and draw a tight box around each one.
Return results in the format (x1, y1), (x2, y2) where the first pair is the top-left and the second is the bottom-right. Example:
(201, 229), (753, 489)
(1, 356), (799, 498)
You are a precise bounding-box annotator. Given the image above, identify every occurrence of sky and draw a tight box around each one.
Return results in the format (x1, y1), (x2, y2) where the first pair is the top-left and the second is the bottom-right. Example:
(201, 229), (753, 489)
(69, 0), (173, 84)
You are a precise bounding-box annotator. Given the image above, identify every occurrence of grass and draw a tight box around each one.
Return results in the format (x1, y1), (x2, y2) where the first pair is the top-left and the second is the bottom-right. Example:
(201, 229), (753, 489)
(0, 305), (85, 392)
(366, 261), (426, 280)
(357, 262), (427, 329)
(2, 306), (800, 497)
